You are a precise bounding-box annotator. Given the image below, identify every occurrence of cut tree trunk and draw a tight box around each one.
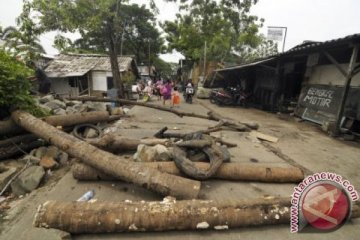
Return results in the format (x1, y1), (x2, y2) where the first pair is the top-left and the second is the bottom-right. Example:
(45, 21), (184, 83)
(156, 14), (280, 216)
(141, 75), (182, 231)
(72, 162), (305, 183)
(1, 111), (121, 137)
(11, 111), (200, 199)
(87, 134), (169, 153)
(0, 133), (38, 148)
(0, 140), (45, 160)
(67, 97), (259, 132)
(35, 197), (360, 233)
(34, 197), (292, 233)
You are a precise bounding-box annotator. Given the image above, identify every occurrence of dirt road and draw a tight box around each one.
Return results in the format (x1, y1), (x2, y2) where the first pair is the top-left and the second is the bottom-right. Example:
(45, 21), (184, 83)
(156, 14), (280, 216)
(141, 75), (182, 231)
(0, 98), (359, 239)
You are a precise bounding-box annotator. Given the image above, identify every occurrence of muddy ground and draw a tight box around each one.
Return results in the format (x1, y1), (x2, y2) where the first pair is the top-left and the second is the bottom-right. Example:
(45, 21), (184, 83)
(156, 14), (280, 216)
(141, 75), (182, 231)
(0, 98), (359, 239)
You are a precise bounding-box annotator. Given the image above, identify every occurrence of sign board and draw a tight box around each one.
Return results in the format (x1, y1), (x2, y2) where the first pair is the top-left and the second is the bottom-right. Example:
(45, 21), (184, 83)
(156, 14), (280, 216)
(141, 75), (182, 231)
(267, 28), (284, 41)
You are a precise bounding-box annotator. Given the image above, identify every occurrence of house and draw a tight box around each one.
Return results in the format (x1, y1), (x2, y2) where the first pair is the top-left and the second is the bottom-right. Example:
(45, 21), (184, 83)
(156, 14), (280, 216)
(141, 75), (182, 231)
(137, 64), (156, 81)
(45, 53), (139, 97)
(206, 34), (360, 135)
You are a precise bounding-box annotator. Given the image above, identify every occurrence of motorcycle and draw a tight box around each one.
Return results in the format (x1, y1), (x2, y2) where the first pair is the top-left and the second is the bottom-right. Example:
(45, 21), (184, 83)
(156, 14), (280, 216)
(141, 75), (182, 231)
(184, 86), (194, 104)
(210, 87), (251, 107)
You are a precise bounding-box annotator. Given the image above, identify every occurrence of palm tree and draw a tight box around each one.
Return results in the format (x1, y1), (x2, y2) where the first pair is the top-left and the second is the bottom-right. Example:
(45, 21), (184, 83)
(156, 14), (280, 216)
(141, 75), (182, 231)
(1, 25), (45, 64)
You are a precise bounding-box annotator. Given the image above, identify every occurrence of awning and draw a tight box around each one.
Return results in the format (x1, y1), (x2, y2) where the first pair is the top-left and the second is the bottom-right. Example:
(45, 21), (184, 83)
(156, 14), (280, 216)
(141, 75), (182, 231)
(215, 57), (276, 72)
(46, 70), (89, 78)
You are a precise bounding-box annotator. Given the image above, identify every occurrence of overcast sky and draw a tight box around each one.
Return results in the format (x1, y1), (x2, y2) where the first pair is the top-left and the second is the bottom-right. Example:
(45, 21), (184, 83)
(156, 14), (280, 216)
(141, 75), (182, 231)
(1, 0), (360, 62)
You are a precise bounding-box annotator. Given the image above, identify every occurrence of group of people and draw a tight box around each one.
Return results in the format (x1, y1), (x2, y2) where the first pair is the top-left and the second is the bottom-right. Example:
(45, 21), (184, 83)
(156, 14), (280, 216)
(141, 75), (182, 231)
(136, 79), (182, 107)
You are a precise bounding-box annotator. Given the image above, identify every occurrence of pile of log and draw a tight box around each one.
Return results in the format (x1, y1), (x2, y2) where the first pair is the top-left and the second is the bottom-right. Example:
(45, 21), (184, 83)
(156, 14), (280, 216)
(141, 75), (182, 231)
(2, 98), (322, 235)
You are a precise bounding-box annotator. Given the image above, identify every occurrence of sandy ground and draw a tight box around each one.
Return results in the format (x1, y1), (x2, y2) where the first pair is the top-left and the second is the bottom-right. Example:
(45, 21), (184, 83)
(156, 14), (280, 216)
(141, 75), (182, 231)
(0, 97), (359, 240)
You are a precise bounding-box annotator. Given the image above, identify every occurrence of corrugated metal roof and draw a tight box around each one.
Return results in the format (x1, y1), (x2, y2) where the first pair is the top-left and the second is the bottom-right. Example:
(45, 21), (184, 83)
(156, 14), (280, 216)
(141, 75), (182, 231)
(215, 58), (275, 72)
(215, 33), (360, 73)
(45, 53), (135, 78)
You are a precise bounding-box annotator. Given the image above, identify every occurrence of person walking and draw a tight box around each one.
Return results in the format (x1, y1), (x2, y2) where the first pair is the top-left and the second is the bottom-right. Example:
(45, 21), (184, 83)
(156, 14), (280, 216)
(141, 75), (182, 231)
(161, 81), (172, 105)
(171, 86), (181, 108)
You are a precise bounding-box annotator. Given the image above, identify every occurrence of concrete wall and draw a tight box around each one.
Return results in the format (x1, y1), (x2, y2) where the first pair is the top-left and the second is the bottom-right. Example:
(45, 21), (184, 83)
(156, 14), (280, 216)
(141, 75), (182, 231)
(307, 64), (360, 87)
(51, 78), (78, 96)
(92, 71), (108, 91)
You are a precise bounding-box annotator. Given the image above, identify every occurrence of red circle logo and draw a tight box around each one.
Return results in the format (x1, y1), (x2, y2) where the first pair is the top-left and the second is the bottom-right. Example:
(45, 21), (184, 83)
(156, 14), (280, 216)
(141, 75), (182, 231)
(301, 183), (350, 231)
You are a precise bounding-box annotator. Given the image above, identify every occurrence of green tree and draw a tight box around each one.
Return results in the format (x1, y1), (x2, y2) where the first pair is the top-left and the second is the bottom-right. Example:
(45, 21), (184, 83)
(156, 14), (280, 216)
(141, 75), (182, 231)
(31, 0), (134, 97)
(163, 0), (277, 64)
(70, 4), (165, 64)
(1, 1), (44, 65)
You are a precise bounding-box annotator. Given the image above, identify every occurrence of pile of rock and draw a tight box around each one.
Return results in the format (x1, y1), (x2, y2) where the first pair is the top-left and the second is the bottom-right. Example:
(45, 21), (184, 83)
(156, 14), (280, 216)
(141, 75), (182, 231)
(8, 146), (69, 196)
(37, 95), (108, 115)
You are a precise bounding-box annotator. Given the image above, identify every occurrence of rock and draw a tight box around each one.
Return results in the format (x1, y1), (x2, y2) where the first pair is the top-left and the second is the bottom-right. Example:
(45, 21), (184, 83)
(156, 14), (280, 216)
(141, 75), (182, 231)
(65, 106), (78, 115)
(38, 104), (53, 112)
(134, 144), (172, 162)
(33, 147), (48, 159)
(21, 155), (41, 165)
(123, 108), (130, 114)
(57, 152), (69, 165)
(73, 103), (88, 113)
(134, 144), (156, 162)
(53, 108), (67, 115)
(40, 156), (59, 170)
(0, 166), (17, 190)
(110, 107), (124, 116)
(39, 95), (54, 104)
(153, 144), (172, 161)
(83, 127), (99, 138)
(86, 102), (106, 112)
(44, 99), (67, 110)
(10, 166), (45, 196)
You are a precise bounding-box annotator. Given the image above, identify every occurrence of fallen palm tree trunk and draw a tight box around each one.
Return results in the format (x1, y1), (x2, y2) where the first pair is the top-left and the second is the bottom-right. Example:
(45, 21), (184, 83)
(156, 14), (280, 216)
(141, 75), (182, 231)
(0, 133), (38, 148)
(87, 134), (169, 153)
(34, 197), (292, 233)
(1, 111), (121, 137)
(34, 198), (360, 233)
(11, 111), (200, 199)
(67, 97), (258, 131)
(72, 162), (305, 182)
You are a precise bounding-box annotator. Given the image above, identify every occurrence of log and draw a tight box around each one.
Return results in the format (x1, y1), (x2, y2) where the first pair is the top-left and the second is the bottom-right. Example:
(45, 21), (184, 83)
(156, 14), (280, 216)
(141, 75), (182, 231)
(11, 111), (200, 199)
(72, 162), (305, 183)
(67, 97), (259, 131)
(43, 111), (119, 127)
(0, 111), (121, 137)
(35, 198), (360, 233)
(34, 197), (292, 233)
(0, 140), (45, 160)
(88, 134), (169, 153)
(0, 133), (38, 148)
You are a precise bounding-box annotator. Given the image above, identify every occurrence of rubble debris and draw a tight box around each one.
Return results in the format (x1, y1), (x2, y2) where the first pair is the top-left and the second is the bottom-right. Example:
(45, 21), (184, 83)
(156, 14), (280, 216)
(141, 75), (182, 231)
(11, 110), (201, 199)
(44, 99), (67, 111)
(77, 190), (95, 202)
(249, 131), (279, 143)
(133, 144), (172, 162)
(72, 162), (305, 183)
(34, 197), (294, 233)
(88, 134), (169, 153)
(72, 124), (102, 140)
(10, 166), (45, 196)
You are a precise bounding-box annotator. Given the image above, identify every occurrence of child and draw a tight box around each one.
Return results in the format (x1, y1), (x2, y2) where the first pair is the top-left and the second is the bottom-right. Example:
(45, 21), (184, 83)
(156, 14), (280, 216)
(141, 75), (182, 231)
(171, 87), (181, 107)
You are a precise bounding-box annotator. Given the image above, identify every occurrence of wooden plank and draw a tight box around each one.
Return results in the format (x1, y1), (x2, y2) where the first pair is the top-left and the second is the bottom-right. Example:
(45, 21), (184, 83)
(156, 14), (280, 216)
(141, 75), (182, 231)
(250, 131), (279, 143)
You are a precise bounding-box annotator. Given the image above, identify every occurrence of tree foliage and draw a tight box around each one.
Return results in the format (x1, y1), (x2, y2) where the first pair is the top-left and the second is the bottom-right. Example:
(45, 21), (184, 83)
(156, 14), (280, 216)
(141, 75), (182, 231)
(0, 50), (47, 117)
(31, 0), (135, 97)
(1, 1), (44, 65)
(162, 0), (277, 63)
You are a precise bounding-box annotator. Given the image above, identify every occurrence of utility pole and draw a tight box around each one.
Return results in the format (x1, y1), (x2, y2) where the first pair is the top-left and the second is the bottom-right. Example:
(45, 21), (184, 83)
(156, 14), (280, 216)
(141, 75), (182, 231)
(148, 39), (151, 77)
(203, 41), (207, 77)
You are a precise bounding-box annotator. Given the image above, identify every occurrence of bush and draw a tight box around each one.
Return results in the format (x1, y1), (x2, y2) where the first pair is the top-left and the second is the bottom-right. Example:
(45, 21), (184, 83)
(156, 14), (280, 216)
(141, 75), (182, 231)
(0, 50), (48, 117)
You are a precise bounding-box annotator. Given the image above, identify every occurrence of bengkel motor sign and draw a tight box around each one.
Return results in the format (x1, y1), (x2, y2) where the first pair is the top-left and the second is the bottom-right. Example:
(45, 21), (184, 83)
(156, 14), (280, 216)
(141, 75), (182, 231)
(290, 172), (359, 233)
(302, 87), (335, 108)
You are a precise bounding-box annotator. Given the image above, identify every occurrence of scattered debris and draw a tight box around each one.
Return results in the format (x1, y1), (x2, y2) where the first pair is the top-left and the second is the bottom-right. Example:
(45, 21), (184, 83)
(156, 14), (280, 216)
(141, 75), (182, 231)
(249, 131), (279, 143)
